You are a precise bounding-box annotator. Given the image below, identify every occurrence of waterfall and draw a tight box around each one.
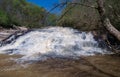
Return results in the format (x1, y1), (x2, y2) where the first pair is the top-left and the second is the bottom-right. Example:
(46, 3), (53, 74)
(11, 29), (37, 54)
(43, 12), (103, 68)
(0, 27), (108, 61)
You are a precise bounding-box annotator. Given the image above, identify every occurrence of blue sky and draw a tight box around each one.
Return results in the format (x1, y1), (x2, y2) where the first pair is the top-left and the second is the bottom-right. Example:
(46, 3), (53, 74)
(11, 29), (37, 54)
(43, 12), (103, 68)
(27, 0), (61, 14)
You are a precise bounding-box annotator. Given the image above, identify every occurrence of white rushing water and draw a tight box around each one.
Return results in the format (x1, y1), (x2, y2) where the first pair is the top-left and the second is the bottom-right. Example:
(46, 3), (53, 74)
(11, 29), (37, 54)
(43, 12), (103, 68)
(0, 27), (107, 61)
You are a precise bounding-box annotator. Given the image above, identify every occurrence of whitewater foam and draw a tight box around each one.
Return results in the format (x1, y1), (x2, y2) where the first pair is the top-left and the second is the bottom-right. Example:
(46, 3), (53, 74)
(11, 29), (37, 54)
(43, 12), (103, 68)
(0, 27), (107, 61)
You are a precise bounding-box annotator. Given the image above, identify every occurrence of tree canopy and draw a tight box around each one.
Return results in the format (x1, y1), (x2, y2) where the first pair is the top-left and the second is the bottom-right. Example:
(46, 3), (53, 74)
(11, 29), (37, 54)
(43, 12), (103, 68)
(57, 0), (120, 31)
(0, 0), (57, 28)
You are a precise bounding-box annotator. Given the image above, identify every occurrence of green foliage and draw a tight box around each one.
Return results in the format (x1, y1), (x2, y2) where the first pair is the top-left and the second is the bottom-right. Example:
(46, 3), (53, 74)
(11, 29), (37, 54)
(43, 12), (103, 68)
(58, 15), (77, 28)
(46, 14), (58, 26)
(0, 10), (9, 25)
(58, 0), (100, 30)
(105, 0), (120, 30)
(0, 0), (53, 28)
(58, 0), (120, 31)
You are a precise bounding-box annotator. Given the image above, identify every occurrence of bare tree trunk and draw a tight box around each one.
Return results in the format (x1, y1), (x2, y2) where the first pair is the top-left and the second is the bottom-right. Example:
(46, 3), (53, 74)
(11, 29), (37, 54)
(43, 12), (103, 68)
(97, 0), (120, 41)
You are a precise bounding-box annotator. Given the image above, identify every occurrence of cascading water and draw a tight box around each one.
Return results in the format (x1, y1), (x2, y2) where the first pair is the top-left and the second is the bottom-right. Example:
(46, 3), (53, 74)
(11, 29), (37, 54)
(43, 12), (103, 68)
(0, 27), (108, 61)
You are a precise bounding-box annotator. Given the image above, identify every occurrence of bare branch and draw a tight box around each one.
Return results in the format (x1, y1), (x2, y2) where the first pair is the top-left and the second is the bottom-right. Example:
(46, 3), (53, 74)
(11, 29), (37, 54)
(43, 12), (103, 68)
(69, 2), (97, 9)
(47, 2), (97, 15)
(46, 2), (97, 25)
(44, 3), (67, 25)
(47, 3), (67, 14)
(57, 4), (76, 22)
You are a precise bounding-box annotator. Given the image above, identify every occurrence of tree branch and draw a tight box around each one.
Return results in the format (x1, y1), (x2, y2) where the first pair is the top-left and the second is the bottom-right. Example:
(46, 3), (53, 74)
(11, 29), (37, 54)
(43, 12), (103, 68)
(69, 2), (97, 9)
(48, 2), (97, 14)
(57, 4), (76, 22)
(45, 2), (97, 25)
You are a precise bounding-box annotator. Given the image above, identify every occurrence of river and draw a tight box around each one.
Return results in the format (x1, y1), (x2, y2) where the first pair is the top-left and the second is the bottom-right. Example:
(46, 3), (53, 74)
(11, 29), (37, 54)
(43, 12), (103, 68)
(0, 27), (120, 77)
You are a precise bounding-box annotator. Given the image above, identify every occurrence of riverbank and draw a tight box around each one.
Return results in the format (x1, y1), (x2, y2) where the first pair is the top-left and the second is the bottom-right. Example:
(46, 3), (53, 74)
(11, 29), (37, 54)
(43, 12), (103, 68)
(0, 54), (120, 77)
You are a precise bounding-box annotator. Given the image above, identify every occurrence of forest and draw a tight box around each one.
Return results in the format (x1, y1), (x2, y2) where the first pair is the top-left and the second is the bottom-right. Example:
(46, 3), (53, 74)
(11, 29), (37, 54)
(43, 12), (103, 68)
(0, 0), (57, 28)
(0, 0), (120, 31)
(58, 0), (120, 31)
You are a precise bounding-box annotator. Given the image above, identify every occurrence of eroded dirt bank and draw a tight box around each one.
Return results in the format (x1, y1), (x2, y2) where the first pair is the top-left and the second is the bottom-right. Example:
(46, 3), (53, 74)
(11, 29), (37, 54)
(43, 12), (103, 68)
(0, 55), (120, 77)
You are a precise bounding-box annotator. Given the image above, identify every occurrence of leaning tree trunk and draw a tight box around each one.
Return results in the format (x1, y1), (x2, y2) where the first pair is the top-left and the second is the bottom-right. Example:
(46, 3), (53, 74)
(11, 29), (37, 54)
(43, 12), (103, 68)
(97, 0), (120, 41)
